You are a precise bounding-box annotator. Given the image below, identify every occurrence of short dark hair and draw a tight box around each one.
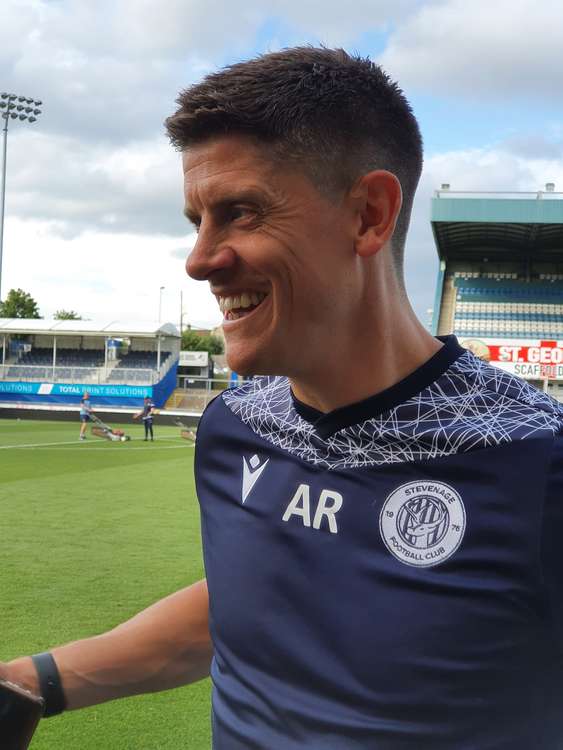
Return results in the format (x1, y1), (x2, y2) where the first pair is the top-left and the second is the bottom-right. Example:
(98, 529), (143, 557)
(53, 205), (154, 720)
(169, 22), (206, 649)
(165, 46), (423, 278)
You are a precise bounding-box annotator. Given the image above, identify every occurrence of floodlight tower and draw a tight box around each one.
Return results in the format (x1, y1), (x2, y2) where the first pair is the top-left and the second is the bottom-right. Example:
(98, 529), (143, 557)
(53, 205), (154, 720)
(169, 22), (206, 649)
(158, 285), (165, 324)
(0, 92), (43, 301)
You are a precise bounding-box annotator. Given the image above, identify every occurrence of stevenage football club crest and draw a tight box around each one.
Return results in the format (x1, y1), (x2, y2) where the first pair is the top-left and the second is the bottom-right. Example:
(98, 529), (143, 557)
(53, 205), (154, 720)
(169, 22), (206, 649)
(379, 481), (466, 568)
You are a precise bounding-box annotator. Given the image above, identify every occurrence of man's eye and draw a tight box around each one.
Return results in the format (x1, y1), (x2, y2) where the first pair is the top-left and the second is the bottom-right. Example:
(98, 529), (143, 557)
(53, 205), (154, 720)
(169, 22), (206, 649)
(186, 215), (201, 232)
(230, 206), (255, 221)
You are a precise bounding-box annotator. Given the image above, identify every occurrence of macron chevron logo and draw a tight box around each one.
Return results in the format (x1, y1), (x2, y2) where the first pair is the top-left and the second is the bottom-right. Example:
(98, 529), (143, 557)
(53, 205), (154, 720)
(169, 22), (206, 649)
(242, 454), (269, 504)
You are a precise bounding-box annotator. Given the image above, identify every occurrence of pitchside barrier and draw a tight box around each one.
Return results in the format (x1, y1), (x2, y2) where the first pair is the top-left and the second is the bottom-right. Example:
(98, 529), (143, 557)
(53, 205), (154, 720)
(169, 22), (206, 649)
(0, 365), (162, 385)
(0, 402), (201, 429)
(0, 375), (249, 423)
(166, 376), (248, 412)
(0, 360), (179, 409)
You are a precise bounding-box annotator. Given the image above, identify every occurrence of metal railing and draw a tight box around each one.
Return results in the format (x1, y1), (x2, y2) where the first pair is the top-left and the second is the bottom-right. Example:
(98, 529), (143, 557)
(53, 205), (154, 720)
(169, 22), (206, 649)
(158, 351), (179, 380)
(0, 364), (160, 385)
(434, 189), (563, 200)
(105, 368), (160, 385)
(167, 377), (234, 412)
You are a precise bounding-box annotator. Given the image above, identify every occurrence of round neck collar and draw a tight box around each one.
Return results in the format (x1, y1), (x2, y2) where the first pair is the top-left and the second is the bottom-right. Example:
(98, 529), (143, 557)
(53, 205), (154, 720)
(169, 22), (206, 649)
(291, 336), (465, 439)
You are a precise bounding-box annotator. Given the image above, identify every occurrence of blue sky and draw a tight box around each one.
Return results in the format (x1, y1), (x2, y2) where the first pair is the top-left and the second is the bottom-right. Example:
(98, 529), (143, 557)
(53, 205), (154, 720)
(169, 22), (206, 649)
(1, 0), (562, 329)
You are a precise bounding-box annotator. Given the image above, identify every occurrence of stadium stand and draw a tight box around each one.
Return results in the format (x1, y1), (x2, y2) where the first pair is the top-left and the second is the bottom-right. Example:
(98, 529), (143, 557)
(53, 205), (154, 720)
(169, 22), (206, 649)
(113, 350), (171, 369)
(16, 348), (105, 367)
(453, 278), (563, 339)
(431, 187), (563, 400)
(0, 319), (180, 408)
(110, 351), (172, 382)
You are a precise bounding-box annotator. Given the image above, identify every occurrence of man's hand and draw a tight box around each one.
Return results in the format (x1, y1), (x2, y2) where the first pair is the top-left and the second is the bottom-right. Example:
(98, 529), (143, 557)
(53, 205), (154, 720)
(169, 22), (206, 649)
(0, 675), (45, 749)
(0, 659), (40, 698)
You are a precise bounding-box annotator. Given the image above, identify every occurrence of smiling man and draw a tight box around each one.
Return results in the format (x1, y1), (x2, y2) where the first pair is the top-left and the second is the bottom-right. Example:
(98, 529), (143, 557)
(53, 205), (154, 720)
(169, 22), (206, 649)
(3, 47), (563, 750)
(180, 134), (437, 406)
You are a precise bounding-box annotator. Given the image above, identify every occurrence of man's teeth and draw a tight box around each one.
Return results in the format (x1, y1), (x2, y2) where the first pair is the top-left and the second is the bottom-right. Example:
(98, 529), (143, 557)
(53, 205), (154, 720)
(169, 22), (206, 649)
(218, 292), (267, 313)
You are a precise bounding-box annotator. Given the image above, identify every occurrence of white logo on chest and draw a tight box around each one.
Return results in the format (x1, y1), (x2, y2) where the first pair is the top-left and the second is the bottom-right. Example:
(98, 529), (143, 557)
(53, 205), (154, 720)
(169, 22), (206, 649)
(379, 480), (466, 567)
(282, 483), (343, 534)
(242, 454), (269, 503)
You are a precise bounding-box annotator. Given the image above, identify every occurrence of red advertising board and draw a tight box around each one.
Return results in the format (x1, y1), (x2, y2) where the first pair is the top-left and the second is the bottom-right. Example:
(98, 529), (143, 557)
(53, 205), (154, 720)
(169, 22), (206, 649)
(459, 338), (563, 380)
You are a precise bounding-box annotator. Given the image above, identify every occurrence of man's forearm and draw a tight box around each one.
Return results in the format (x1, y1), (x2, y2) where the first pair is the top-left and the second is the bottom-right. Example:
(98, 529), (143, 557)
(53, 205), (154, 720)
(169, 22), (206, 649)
(4, 580), (212, 711)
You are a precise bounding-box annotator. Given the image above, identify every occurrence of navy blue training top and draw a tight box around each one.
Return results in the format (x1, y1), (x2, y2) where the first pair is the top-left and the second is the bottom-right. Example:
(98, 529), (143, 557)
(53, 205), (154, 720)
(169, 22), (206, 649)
(195, 336), (563, 749)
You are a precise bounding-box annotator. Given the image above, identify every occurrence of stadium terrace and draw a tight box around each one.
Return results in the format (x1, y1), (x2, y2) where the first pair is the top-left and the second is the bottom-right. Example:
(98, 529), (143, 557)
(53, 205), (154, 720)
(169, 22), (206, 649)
(0, 318), (180, 410)
(431, 185), (563, 400)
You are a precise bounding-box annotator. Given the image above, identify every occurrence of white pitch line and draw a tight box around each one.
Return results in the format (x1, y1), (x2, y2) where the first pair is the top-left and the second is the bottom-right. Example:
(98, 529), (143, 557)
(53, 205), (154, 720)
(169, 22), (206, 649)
(0, 438), (194, 450)
(50, 444), (195, 452)
(0, 439), (87, 450)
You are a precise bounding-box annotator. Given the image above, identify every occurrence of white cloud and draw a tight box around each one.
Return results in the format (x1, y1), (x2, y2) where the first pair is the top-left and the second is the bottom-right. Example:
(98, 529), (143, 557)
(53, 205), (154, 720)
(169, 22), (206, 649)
(2, 0), (562, 329)
(2, 1), (211, 145)
(1, 0), (421, 148)
(2, 217), (221, 327)
(0, 0), (426, 246)
(4, 129), (186, 237)
(6, 143), (560, 330)
(423, 146), (563, 194)
(380, 0), (563, 99)
(267, 0), (420, 46)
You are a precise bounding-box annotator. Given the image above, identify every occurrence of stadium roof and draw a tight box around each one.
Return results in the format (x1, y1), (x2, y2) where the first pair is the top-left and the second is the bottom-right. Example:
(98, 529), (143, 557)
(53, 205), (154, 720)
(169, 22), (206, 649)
(0, 319), (180, 338)
(431, 190), (563, 261)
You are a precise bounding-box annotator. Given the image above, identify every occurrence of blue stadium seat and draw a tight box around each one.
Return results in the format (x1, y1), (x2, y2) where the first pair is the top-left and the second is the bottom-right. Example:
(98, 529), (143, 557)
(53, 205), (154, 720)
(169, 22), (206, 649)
(452, 277), (563, 339)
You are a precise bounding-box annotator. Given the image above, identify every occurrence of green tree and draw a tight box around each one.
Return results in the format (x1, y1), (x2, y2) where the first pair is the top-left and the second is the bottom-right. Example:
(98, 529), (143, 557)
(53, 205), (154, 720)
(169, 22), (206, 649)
(0, 288), (41, 319)
(182, 329), (224, 355)
(54, 309), (82, 320)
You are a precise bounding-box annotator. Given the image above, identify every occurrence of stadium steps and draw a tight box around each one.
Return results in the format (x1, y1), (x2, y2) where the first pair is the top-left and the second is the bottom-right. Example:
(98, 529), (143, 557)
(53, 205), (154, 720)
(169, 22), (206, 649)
(165, 387), (221, 413)
(102, 359), (121, 382)
(437, 276), (456, 336)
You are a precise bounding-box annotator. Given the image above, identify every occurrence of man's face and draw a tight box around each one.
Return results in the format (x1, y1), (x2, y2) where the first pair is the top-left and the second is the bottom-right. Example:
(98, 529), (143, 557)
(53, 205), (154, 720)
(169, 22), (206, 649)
(183, 136), (359, 377)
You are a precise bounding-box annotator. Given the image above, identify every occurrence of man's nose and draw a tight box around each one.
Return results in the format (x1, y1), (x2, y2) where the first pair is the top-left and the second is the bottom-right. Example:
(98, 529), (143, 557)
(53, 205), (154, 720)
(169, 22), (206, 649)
(186, 227), (236, 281)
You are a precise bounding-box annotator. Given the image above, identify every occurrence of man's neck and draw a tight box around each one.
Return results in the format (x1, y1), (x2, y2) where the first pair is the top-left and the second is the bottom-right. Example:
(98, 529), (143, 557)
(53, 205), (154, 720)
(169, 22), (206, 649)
(290, 313), (443, 415)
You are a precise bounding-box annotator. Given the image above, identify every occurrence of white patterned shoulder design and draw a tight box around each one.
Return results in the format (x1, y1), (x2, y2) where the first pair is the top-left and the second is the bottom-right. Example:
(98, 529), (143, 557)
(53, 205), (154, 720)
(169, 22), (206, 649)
(223, 351), (563, 469)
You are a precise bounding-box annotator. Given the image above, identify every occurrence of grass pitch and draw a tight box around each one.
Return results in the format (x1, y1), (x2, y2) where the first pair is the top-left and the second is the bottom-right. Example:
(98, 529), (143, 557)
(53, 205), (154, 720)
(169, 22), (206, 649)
(0, 417), (211, 749)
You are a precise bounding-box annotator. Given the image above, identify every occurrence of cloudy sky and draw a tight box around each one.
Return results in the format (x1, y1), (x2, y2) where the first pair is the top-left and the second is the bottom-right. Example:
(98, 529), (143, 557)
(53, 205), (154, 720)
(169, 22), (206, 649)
(1, 0), (562, 329)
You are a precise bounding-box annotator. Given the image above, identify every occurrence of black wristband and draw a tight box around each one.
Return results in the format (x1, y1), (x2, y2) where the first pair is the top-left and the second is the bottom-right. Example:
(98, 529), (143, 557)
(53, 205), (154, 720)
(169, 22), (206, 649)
(31, 652), (66, 717)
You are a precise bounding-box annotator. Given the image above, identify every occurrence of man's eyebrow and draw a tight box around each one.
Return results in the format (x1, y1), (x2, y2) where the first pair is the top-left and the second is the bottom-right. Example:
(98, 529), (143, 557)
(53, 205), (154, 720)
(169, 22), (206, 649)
(183, 191), (266, 225)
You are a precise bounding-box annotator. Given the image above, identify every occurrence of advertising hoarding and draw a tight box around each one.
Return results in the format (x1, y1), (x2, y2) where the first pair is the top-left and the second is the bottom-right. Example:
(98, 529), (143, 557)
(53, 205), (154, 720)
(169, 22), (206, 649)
(460, 338), (563, 380)
(0, 382), (152, 397)
(179, 351), (209, 367)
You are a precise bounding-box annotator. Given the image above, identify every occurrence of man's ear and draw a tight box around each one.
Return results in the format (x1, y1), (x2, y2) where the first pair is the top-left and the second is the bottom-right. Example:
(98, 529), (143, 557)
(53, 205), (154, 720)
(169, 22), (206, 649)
(352, 170), (403, 259)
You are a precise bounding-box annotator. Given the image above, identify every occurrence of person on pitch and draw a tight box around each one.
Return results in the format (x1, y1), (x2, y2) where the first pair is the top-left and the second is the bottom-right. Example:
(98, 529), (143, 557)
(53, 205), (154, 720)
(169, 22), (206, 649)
(78, 392), (92, 441)
(135, 395), (156, 441)
(2, 47), (563, 750)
